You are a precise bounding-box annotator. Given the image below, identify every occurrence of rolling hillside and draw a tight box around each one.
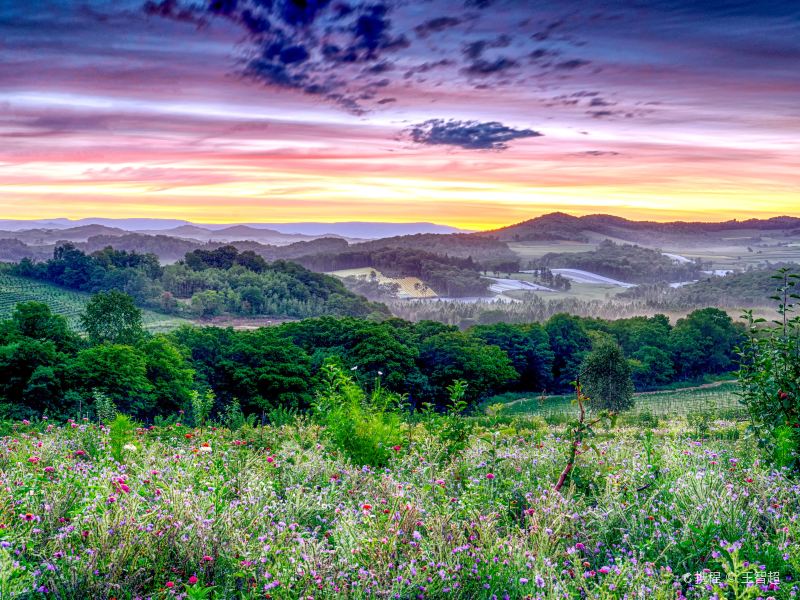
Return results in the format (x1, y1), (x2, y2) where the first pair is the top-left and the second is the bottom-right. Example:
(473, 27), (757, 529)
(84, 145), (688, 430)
(0, 273), (190, 332)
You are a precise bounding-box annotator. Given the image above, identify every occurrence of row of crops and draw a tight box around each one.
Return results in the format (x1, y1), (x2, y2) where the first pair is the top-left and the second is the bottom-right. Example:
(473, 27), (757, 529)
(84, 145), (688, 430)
(492, 381), (744, 419)
(0, 274), (189, 333)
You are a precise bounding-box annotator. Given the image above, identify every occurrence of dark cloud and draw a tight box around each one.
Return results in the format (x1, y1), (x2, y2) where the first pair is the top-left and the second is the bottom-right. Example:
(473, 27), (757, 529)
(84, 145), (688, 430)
(576, 150), (621, 156)
(143, 0), (205, 25)
(531, 19), (565, 42)
(462, 35), (511, 60)
(403, 59), (455, 79)
(406, 119), (542, 150)
(414, 16), (462, 38)
(554, 58), (591, 70)
(462, 57), (518, 76)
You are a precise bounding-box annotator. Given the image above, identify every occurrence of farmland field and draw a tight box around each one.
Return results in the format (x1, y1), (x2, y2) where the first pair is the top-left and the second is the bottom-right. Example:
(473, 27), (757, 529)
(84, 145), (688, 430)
(486, 381), (744, 420)
(0, 273), (190, 332)
(328, 267), (436, 298)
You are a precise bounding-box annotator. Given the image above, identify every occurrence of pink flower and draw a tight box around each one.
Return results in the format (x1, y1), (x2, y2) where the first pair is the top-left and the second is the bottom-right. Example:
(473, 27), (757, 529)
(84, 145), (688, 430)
(21, 419), (30, 426)
(599, 566), (611, 575)
(392, 445), (402, 451)
(44, 466), (55, 473)
(202, 555), (213, 562)
(165, 581), (174, 589)
(266, 456), (275, 463)
(486, 473), (495, 480)
(188, 575), (198, 585)
(28, 456), (40, 464)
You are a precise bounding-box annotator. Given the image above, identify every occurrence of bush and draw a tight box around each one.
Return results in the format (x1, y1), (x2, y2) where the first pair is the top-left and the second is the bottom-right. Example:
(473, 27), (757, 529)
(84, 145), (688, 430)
(312, 362), (404, 467)
(93, 391), (117, 424)
(108, 413), (136, 463)
(191, 389), (215, 427)
(737, 268), (800, 468)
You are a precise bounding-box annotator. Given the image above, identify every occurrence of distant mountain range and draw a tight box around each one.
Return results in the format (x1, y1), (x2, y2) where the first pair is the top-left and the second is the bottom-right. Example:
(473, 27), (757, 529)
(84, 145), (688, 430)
(0, 218), (468, 239)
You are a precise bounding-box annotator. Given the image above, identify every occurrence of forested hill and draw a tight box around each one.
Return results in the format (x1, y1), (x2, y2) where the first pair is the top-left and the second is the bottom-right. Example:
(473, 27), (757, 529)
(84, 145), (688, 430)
(480, 212), (800, 244)
(533, 240), (706, 283)
(8, 244), (388, 320)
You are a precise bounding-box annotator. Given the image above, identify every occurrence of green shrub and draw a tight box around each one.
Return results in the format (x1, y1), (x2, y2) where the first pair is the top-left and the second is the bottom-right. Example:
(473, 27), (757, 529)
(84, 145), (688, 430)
(737, 268), (800, 468)
(93, 391), (117, 424)
(108, 413), (136, 463)
(191, 389), (215, 428)
(312, 361), (404, 467)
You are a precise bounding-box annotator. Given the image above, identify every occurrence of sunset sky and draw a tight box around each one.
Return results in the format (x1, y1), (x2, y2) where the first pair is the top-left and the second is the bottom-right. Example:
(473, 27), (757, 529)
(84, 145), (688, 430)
(1, 0), (798, 229)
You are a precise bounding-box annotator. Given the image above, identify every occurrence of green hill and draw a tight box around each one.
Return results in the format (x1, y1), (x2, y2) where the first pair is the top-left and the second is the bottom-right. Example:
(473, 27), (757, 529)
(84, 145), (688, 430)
(0, 273), (189, 333)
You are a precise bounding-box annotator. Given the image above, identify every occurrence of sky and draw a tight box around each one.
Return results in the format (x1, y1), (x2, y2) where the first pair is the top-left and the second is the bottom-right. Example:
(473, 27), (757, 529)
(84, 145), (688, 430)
(1, 0), (799, 230)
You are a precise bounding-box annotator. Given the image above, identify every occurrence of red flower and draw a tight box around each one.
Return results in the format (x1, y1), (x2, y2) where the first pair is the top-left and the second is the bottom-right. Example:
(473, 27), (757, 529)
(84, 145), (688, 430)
(392, 445), (402, 451)
(362, 504), (372, 511)
(778, 390), (789, 400)
(165, 581), (174, 589)
(184, 433), (193, 440)
(188, 575), (198, 585)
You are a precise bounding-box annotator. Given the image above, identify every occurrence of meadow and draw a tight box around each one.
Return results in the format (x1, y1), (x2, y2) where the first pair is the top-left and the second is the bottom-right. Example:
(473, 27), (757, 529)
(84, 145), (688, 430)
(1, 408), (797, 599)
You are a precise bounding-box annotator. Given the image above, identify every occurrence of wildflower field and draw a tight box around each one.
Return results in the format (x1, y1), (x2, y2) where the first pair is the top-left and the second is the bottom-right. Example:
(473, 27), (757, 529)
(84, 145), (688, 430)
(1, 414), (798, 600)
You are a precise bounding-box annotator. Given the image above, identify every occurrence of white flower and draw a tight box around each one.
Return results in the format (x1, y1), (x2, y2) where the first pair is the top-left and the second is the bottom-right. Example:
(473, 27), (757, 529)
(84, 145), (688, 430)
(199, 445), (212, 453)
(123, 443), (137, 452)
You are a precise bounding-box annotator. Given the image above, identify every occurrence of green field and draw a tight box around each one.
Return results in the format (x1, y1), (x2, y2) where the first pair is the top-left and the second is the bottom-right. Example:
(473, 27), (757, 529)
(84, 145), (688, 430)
(487, 381), (743, 419)
(0, 273), (190, 333)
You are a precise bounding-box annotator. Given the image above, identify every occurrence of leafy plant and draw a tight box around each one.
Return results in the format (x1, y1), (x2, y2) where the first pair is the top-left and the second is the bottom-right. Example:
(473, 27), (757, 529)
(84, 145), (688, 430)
(266, 404), (299, 427)
(312, 361), (404, 467)
(93, 391), (117, 424)
(108, 413), (136, 463)
(737, 267), (800, 469)
(554, 383), (615, 492)
(191, 389), (215, 428)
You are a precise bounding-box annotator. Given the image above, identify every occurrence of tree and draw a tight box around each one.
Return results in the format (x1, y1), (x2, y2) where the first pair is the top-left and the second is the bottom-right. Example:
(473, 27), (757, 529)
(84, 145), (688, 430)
(418, 330), (517, 406)
(72, 344), (154, 416)
(545, 314), (592, 391)
(80, 291), (144, 345)
(0, 339), (67, 417)
(580, 340), (635, 412)
(669, 307), (743, 378)
(138, 335), (195, 414)
(470, 322), (553, 391)
(218, 329), (312, 412)
(6, 301), (82, 353)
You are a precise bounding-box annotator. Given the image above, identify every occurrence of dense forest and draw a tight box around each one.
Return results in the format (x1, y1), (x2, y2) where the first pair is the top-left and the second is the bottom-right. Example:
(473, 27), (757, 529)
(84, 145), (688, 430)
(533, 239), (707, 283)
(0, 292), (744, 421)
(9, 244), (388, 320)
